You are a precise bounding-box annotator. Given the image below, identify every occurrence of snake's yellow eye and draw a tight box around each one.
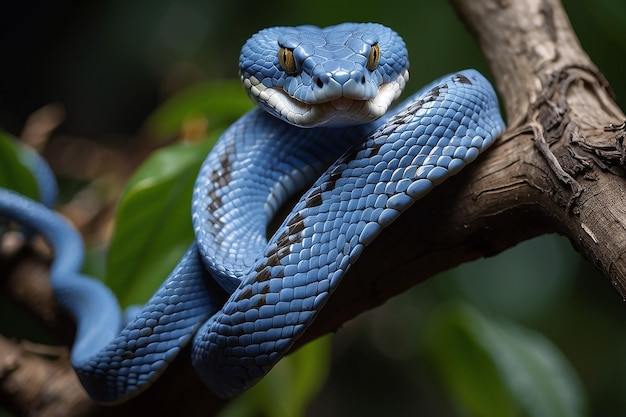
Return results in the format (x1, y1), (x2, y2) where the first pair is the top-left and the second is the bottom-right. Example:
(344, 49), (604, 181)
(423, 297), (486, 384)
(366, 43), (380, 71)
(278, 46), (297, 75)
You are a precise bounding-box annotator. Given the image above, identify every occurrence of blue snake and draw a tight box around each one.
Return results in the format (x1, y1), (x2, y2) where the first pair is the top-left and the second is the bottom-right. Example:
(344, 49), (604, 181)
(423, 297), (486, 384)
(0, 23), (505, 403)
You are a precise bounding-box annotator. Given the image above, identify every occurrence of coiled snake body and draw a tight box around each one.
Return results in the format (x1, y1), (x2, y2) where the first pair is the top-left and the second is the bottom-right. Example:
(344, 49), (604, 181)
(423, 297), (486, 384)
(0, 23), (505, 402)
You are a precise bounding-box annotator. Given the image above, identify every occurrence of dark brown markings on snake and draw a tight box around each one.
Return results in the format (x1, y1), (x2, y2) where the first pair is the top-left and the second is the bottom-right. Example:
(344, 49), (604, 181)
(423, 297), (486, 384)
(275, 211), (303, 247)
(209, 151), (233, 191)
(264, 211), (305, 270)
(392, 87), (443, 124)
(121, 351), (136, 359)
(324, 163), (345, 191)
(367, 140), (384, 157)
(455, 74), (472, 84)
(267, 252), (281, 268)
(207, 150), (234, 221)
(275, 232), (290, 252)
(207, 189), (221, 212)
(236, 286), (253, 301)
(287, 213), (305, 236)
(206, 202), (224, 229)
(306, 186), (323, 208)
(268, 245), (291, 268)
(277, 245), (291, 260)
(252, 294), (267, 309)
(237, 281), (269, 306)
(256, 267), (272, 282)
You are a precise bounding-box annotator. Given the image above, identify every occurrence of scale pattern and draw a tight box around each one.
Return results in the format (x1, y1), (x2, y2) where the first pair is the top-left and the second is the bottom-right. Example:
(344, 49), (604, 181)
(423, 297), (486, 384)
(74, 244), (224, 402)
(192, 110), (373, 293)
(239, 23), (409, 127)
(191, 70), (505, 397)
(0, 23), (505, 403)
(0, 189), (225, 402)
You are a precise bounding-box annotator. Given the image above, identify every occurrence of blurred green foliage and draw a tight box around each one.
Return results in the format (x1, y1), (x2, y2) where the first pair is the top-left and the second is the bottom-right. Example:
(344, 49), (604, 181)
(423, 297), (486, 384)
(427, 302), (587, 417)
(2, 0), (626, 416)
(105, 138), (216, 305)
(0, 133), (40, 200)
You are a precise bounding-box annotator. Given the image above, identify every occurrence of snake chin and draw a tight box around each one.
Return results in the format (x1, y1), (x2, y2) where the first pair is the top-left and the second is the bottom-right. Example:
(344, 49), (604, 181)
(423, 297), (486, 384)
(242, 69), (409, 128)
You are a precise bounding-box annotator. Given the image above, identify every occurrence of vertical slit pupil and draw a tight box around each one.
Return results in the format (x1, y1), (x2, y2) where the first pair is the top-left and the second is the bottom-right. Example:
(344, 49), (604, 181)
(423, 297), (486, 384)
(366, 43), (380, 71)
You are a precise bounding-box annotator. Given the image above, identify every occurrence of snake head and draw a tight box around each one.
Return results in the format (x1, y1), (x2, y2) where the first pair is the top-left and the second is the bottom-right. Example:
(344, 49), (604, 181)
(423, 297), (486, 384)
(239, 23), (410, 128)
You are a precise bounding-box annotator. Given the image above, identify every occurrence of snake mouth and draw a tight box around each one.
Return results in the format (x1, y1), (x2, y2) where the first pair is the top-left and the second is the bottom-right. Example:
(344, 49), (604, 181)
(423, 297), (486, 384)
(242, 69), (409, 128)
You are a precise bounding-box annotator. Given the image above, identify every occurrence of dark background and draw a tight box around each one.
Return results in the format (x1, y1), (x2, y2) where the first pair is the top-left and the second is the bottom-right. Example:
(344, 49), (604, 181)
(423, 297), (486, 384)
(1, 1), (626, 416)
(3, 1), (623, 139)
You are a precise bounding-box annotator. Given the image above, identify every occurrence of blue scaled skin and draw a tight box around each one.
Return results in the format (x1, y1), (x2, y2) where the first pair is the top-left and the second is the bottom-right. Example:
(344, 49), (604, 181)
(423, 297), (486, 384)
(0, 23), (505, 402)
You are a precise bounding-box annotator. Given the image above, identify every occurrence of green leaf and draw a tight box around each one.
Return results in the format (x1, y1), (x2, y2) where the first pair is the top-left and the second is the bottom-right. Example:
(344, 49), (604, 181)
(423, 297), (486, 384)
(218, 336), (332, 417)
(106, 80), (251, 306)
(143, 80), (253, 142)
(105, 136), (218, 306)
(427, 302), (587, 417)
(0, 131), (40, 199)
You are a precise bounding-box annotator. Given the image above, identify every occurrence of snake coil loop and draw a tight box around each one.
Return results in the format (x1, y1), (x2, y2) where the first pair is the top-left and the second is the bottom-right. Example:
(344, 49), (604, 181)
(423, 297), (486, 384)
(0, 22), (505, 403)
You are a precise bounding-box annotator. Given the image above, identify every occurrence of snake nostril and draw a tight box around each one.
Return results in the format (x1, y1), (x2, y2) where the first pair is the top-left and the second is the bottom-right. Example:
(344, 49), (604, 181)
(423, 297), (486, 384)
(361, 75), (366, 84)
(315, 78), (324, 88)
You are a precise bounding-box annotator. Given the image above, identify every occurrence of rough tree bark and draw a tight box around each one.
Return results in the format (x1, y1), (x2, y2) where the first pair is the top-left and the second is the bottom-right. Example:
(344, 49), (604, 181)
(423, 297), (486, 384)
(1, 0), (625, 415)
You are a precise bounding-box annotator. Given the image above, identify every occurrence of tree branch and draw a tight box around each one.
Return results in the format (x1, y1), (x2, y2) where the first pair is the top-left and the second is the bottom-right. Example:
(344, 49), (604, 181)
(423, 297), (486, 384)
(300, 0), (626, 341)
(3, 0), (626, 415)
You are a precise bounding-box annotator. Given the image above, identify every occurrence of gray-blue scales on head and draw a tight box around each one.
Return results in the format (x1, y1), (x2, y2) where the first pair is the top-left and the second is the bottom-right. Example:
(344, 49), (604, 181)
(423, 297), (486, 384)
(0, 22), (505, 403)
